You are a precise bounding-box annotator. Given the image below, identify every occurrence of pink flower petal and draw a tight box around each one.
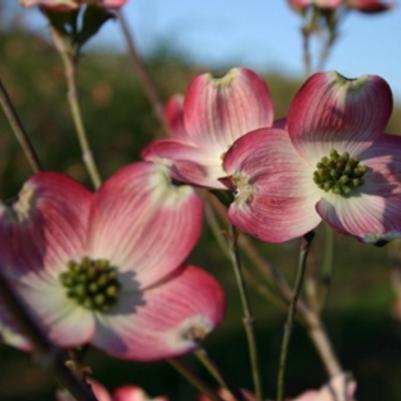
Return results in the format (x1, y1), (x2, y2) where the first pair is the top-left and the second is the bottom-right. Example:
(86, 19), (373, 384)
(292, 391), (320, 401)
(0, 301), (31, 351)
(358, 134), (401, 197)
(114, 386), (168, 401)
(142, 139), (226, 189)
(57, 380), (112, 401)
(347, 0), (393, 13)
(316, 193), (401, 244)
(288, 0), (341, 11)
(143, 68), (274, 190)
(0, 172), (92, 278)
(164, 94), (188, 139)
(292, 373), (356, 401)
(273, 117), (288, 129)
(184, 68), (273, 150)
(288, 0), (312, 12)
(19, 0), (79, 10)
(288, 72), (393, 165)
(89, 162), (203, 288)
(200, 389), (255, 401)
(223, 129), (322, 243)
(92, 265), (225, 361)
(101, 0), (127, 9)
(14, 278), (95, 347)
(314, 0), (342, 8)
(90, 381), (113, 401)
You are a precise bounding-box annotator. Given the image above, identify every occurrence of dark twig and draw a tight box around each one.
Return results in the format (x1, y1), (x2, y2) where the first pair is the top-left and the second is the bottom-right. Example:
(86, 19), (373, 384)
(0, 78), (43, 173)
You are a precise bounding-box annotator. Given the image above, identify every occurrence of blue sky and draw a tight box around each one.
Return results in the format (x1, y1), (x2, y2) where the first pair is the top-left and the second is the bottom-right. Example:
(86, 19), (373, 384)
(23, 0), (401, 98)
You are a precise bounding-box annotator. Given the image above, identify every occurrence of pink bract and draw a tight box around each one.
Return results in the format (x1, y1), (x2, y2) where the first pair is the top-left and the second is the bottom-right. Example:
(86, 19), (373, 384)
(288, 0), (342, 12)
(292, 373), (356, 401)
(19, 0), (127, 10)
(288, 0), (392, 12)
(19, 0), (80, 10)
(57, 380), (168, 401)
(223, 71), (401, 244)
(345, 0), (393, 12)
(142, 67), (275, 190)
(200, 389), (255, 401)
(0, 163), (225, 360)
(99, 0), (127, 9)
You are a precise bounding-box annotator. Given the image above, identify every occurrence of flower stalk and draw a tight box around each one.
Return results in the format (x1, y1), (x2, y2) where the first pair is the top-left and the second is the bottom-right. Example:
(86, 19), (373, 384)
(228, 225), (263, 401)
(51, 27), (102, 189)
(0, 78), (43, 173)
(194, 347), (247, 401)
(318, 226), (335, 311)
(167, 358), (223, 401)
(276, 231), (315, 401)
(194, 348), (228, 390)
(208, 194), (342, 377)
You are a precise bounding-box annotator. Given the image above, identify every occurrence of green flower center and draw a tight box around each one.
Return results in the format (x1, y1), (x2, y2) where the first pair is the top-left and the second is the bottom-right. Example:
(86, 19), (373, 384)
(60, 257), (121, 312)
(313, 149), (368, 197)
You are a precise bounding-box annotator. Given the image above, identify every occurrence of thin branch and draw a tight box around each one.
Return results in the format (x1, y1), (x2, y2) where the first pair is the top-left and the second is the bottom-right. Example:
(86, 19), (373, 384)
(318, 226), (335, 311)
(194, 348), (228, 390)
(0, 78), (43, 173)
(208, 193), (342, 378)
(317, 28), (337, 71)
(204, 194), (284, 314)
(167, 358), (223, 401)
(51, 28), (102, 189)
(0, 272), (98, 401)
(228, 225), (263, 401)
(301, 27), (312, 76)
(194, 348), (247, 401)
(116, 10), (171, 137)
(276, 232), (315, 401)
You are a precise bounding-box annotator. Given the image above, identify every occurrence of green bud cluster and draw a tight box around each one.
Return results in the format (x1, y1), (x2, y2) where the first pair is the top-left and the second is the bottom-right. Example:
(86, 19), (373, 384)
(313, 149), (368, 197)
(60, 257), (121, 312)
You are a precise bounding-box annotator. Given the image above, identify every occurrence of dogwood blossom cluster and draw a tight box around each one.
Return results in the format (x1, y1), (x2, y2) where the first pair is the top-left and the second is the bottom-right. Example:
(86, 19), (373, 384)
(144, 68), (401, 245)
(1, 62), (399, 401)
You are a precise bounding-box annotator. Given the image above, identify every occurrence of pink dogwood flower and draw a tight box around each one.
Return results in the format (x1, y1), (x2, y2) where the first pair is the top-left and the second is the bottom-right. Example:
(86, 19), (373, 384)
(19, 0), (127, 11)
(288, 0), (392, 12)
(293, 374), (356, 401)
(288, 0), (342, 12)
(200, 374), (355, 401)
(142, 68), (275, 190)
(19, 0), (80, 10)
(200, 389), (255, 401)
(223, 71), (401, 244)
(0, 162), (224, 360)
(57, 380), (168, 401)
(345, 0), (393, 12)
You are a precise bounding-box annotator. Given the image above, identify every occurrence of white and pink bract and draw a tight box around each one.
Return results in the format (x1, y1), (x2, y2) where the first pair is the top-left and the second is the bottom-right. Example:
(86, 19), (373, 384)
(142, 68), (275, 190)
(19, 0), (128, 11)
(288, 0), (393, 12)
(222, 71), (401, 244)
(0, 162), (224, 361)
(57, 380), (168, 401)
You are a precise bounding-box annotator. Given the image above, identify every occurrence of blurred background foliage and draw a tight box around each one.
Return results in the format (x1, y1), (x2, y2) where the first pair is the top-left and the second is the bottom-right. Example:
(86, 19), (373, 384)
(1, 4), (401, 401)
